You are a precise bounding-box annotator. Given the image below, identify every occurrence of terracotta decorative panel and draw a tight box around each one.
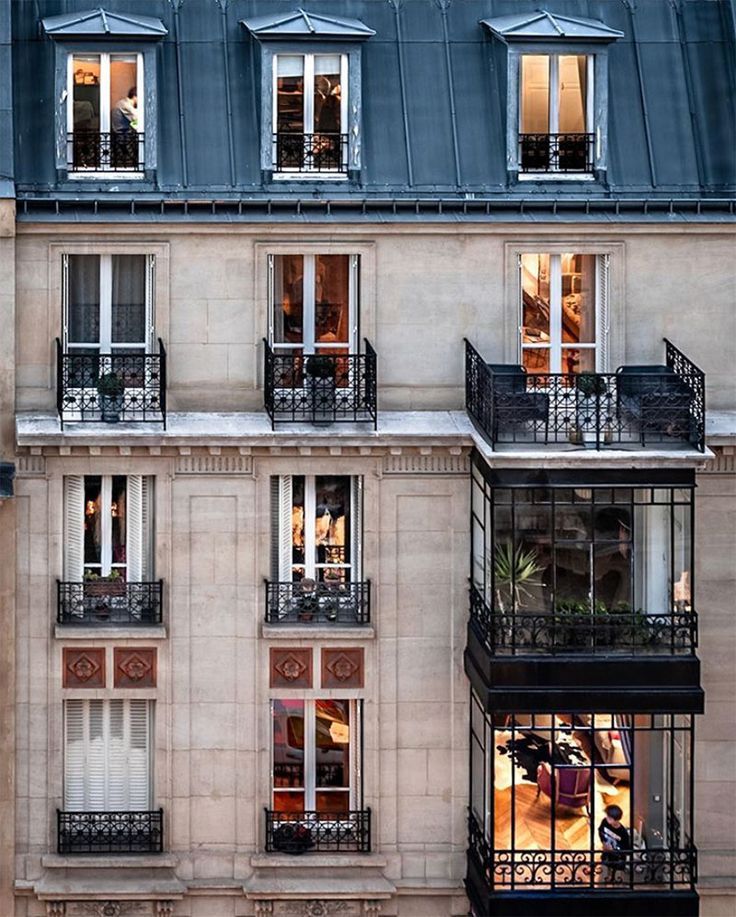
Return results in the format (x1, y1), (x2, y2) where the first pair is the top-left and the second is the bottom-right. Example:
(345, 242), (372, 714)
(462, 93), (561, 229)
(321, 648), (364, 688)
(270, 648), (312, 688)
(63, 648), (106, 688)
(114, 648), (157, 688)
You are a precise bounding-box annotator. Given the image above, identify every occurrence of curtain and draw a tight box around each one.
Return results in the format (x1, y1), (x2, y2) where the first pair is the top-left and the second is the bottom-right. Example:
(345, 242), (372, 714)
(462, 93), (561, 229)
(111, 255), (146, 347)
(68, 255), (100, 346)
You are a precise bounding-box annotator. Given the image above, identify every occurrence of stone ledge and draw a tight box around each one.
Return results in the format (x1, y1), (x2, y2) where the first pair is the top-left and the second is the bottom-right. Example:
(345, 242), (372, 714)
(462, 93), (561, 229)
(54, 626), (168, 641)
(41, 854), (179, 869)
(250, 854), (388, 870)
(261, 625), (375, 641)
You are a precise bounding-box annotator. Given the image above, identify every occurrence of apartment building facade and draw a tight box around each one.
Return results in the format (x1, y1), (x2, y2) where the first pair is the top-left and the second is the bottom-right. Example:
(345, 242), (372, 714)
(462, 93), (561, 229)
(2, 2), (736, 916)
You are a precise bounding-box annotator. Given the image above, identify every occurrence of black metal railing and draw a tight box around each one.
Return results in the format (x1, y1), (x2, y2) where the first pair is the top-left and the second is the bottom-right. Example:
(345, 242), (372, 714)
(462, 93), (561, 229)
(265, 580), (370, 625)
(468, 812), (696, 891)
(519, 133), (595, 173)
(67, 131), (145, 172)
(469, 584), (697, 656)
(57, 580), (163, 626)
(273, 132), (348, 173)
(58, 809), (163, 855)
(265, 808), (371, 854)
(56, 338), (166, 428)
(464, 339), (705, 451)
(263, 340), (377, 428)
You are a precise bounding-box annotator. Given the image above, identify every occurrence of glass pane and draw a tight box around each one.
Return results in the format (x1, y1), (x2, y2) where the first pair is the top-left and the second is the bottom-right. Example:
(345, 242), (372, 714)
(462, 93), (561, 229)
(521, 253), (550, 346)
(68, 255), (100, 345)
(273, 255), (304, 347)
(561, 254), (596, 345)
(315, 790), (350, 814)
(560, 347), (595, 373)
(273, 700), (305, 798)
(315, 476), (350, 581)
(315, 255), (350, 345)
(110, 56), (139, 134)
(277, 56), (304, 134)
(315, 700), (350, 789)
(558, 56), (587, 133)
(522, 347), (550, 373)
(555, 544), (592, 606)
(471, 735), (485, 822)
(72, 55), (100, 132)
(84, 477), (102, 568)
(672, 505), (692, 611)
(111, 476), (127, 575)
(634, 504), (671, 615)
(314, 55), (342, 133)
(594, 543), (632, 609)
(291, 476), (305, 578)
(520, 55), (549, 133)
(111, 255), (146, 345)
(513, 501), (551, 613)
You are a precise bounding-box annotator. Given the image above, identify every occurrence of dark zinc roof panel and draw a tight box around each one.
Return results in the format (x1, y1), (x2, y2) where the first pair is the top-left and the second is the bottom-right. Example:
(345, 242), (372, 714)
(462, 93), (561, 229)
(10, 0), (736, 197)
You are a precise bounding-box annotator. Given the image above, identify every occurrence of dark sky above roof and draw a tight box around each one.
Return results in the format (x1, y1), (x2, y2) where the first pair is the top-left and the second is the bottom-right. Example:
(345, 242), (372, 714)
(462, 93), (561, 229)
(8, 0), (736, 197)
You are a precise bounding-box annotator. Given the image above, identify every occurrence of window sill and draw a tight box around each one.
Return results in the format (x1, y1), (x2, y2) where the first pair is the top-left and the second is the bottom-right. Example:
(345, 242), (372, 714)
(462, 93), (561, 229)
(54, 624), (167, 640)
(261, 623), (375, 640)
(517, 172), (596, 182)
(41, 853), (178, 869)
(271, 172), (350, 181)
(67, 171), (146, 181)
(250, 852), (388, 869)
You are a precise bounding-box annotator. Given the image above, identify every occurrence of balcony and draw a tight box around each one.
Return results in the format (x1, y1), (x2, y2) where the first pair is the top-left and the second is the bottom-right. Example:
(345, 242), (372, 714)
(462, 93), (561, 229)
(57, 580), (163, 626)
(519, 132), (595, 174)
(273, 132), (348, 174)
(265, 580), (370, 626)
(57, 809), (163, 855)
(265, 808), (371, 854)
(263, 340), (377, 428)
(465, 339), (705, 452)
(67, 131), (145, 173)
(56, 339), (166, 428)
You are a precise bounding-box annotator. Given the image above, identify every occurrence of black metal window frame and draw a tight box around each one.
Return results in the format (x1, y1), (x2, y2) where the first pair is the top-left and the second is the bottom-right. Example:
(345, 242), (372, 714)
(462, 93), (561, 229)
(469, 461), (696, 656)
(469, 695), (697, 892)
(57, 809), (163, 855)
(57, 579), (163, 626)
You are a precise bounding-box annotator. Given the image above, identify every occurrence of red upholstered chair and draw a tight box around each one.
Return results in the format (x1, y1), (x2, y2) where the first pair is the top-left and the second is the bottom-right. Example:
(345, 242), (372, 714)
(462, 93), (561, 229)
(536, 762), (591, 815)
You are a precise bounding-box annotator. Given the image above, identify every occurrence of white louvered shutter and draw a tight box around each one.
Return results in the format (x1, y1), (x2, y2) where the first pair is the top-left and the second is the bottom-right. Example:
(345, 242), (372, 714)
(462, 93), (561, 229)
(268, 254), (275, 345)
(145, 256), (156, 350)
(64, 700), (86, 811)
(126, 475), (146, 582)
(87, 700), (107, 812)
(352, 700), (362, 808)
(64, 476), (85, 581)
(595, 254), (610, 372)
(62, 254), (70, 350)
(350, 477), (362, 580)
(141, 477), (152, 580)
(350, 254), (360, 351)
(128, 700), (152, 810)
(278, 475), (293, 581)
(107, 700), (127, 810)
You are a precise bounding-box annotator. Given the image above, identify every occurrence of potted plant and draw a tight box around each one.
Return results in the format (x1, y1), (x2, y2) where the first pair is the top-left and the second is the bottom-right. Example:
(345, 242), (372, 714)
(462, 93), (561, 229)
(97, 371), (125, 423)
(305, 354), (337, 423)
(492, 543), (543, 646)
(296, 577), (320, 622)
(83, 570), (125, 620)
(573, 373), (608, 445)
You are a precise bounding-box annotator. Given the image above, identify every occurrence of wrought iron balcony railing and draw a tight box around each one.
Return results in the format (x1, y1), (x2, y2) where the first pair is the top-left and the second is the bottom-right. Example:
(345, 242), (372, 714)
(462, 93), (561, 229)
(265, 808), (371, 854)
(56, 338), (166, 428)
(265, 580), (370, 625)
(67, 131), (145, 172)
(519, 132), (595, 173)
(263, 340), (377, 428)
(469, 812), (696, 891)
(465, 339), (705, 451)
(273, 132), (348, 173)
(469, 585), (697, 656)
(57, 580), (163, 626)
(57, 809), (164, 855)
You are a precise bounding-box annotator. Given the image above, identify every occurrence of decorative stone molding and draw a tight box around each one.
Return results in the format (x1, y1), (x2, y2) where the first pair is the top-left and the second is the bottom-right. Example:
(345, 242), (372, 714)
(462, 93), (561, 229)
(700, 447), (736, 474)
(155, 903), (174, 917)
(254, 903), (274, 917)
(16, 454), (47, 476)
(63, 647), (106, 688)
(114, 647), (157, 688)
(277, 902), (357, 917)
(363, 903), (382, 916)
(382, 453), (469, 475)
(322, 648), (364, 688)
(46, 904), (65, 917)
(270, 648), (312, 688)
(66, 904), (152, 917)
(175, 454), (253, 474)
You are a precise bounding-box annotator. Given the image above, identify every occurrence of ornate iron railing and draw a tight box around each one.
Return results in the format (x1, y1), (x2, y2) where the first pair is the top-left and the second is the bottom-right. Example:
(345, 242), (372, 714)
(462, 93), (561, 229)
(464, 339), (705, 451)
(265, 808), (371, 854)
(57, 809), (163, 854)
(273, 132), (348, 173)
(265, 580), (370, 625)
(468, 813), (696, 891)
(469, 585), (697, 656)
(57, 580), (163, 626)
(263, 340), (377, 428)
(56, 338), (166, 427)
(519, 132), (595, 173)
(67, 131), (145, 172)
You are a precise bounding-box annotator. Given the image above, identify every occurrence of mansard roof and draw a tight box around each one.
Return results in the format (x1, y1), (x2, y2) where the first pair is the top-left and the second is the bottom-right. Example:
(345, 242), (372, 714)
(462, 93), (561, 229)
(241, 8), (375, 41)
(41, 7), (167, 40)
(481, 10), (624, 42)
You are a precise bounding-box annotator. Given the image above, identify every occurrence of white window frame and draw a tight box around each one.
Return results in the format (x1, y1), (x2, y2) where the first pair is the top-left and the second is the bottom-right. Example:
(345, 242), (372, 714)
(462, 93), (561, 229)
(518, 252), (609, 374)
(64, 699), (153, 812)
(520, 53), (594, 139)
(271, 699), (361, 812)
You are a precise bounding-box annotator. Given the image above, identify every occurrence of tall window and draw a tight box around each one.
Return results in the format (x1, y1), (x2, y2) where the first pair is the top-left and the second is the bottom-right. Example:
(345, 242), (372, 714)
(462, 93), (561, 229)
(270, 254), (357, 357)
(272, 699), (360, 814)
(273, 53), (348, 172)
(68, 53), (143, 171)
(64, 699), (152, 811)
(272, 475), (361, 584)
(520, 253), (607, 373)
(519, 54), (593, 172)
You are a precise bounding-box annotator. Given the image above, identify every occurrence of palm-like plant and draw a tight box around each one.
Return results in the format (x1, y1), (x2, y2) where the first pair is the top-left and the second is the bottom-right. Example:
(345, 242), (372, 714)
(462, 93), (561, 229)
(492, 542), (542, 613)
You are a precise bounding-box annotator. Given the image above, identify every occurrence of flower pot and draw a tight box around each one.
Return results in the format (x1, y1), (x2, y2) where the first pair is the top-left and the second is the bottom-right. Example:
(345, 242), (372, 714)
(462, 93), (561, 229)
(100, 392), (124, 423)
(308, 376), (336, 423)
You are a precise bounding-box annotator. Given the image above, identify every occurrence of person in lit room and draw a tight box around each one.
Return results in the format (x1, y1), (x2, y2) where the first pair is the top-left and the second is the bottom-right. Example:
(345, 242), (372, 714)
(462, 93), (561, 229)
(112, 86), (138, 134)
(598, 804), (631, 883)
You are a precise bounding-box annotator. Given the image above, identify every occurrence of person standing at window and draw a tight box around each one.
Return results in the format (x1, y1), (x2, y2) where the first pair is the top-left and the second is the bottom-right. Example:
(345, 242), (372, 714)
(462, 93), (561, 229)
(112, 86), (138, 134)
(598, 804), (631, 883)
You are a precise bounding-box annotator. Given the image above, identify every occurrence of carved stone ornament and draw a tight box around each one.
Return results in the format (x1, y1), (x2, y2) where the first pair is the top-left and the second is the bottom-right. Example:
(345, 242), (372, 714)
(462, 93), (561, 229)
(322, 647), (364, 689)
(114, 647), (157, 688)
(66, 902), (152, 917)
(276, 902), (356, 917)
(63, 647), (106, 688)
(46, 904), (65, 917)
(155, 903), (174, 917)
(253, 903), (274, 917)
(270, 647), (312, 688)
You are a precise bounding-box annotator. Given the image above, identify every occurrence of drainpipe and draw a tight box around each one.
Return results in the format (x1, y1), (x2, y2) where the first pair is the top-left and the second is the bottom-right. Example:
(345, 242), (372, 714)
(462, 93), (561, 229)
(621, 0), (657, 188)
(437, 0), (462, 189)
(217, 0), (237, 187)
(170, 0), (189, 187)
(389, 0), (414, 187)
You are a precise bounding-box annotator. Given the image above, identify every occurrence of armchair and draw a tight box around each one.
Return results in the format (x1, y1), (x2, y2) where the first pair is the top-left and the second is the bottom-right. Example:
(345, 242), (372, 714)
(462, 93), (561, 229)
(487, 364), (550, 443)
(616, 364), (694, 446)
(536, 761), (591, 814)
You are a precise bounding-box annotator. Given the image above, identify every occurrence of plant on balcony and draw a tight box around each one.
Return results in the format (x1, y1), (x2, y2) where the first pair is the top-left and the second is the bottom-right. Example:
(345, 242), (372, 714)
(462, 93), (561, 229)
(96, 371), (125, 423)
(296, 577), (320, 622)
(493, 542), (543, 613)
(83, 570), (125, 619)
(305, 354), (337, 422)
(570, 372), (609, 444)
(554, 598), (657, 649)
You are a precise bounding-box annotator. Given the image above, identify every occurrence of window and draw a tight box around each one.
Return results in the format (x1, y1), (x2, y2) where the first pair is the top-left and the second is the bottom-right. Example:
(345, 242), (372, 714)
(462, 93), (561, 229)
(272, 475), (362, 584)
(272, 699), (360, 814)
(64, 699), (152, 812)
(68, 53), (144, 172)
(64, 475), (153, 583)
(519, 54), (593, 172)
(520, 253), (608, 373)
(274, 54), (348, 173)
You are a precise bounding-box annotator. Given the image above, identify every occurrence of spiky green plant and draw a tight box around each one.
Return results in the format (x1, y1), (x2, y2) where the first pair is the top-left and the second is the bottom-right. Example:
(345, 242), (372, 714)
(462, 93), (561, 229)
(492, 542), (542, 612)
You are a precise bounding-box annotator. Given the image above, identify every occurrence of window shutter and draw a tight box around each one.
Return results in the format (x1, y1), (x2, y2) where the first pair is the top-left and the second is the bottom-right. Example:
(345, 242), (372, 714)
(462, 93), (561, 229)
(64, 476), (85, 581)
(277, 475), (293, 581)
(595, 254), (610, 372)
(87, 700), (107, 812)
(128, 700), (152, 810)
(268, 255), (275, 345)
(352, 700), (362, 808)
(350, 477), (362, 580)
(126, 475), (143, 582)
(64, 700), (86, 811)
(350, 254), (360, 349)
(145, 255), (156, 350)
(107, 699), (127, 810)
(141, 476), (153, 580)
(62, 254), (70, 350)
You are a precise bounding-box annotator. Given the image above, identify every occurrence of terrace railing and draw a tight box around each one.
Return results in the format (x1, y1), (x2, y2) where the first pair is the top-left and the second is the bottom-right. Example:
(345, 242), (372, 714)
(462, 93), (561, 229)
(67, 131), (144, 172)
(57, 580), (163, 626)
(265, 808), (371, 854)
(265, 580), (371, 625)
(273, 132), (348, 173)
(57, 809), (163, 855)
(519, 132), (595, 173)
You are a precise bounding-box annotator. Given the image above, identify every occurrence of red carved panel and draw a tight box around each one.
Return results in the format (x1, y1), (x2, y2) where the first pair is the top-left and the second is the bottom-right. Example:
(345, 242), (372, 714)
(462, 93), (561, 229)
(114, 648), (157, 688)
(63, 647), (106, 688)
(321, 648), (364, 689)
(270, 648), (312, 688)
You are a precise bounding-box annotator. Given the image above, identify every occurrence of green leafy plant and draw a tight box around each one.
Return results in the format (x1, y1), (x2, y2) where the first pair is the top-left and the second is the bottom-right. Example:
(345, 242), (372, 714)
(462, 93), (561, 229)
(305, 354), (336, 380)
(492, 542), (542, 613)
(575, 372), (608, 397)
(83, 569), (121, 582)
(96, 372), (125, 397)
